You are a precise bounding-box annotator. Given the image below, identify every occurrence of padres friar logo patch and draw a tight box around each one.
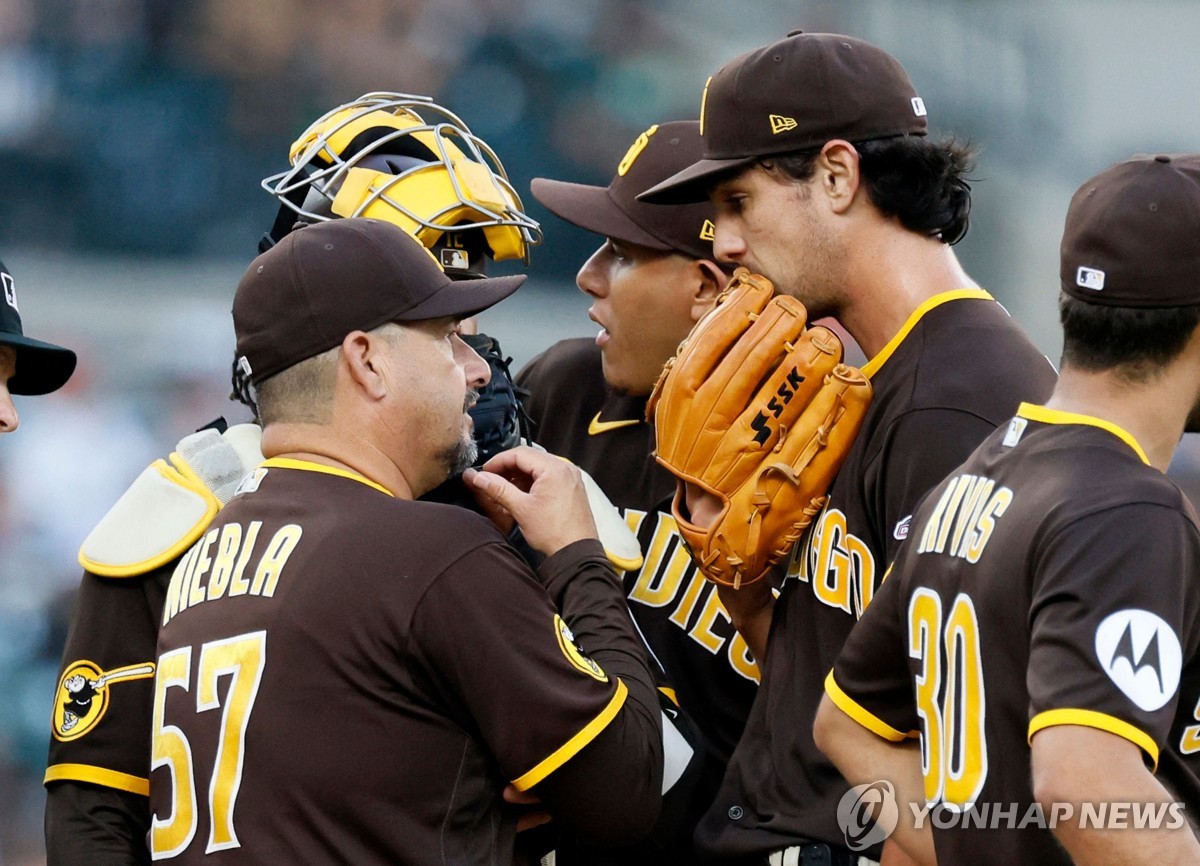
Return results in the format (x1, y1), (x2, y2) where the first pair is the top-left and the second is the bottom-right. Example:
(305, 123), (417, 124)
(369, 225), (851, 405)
(51, 660), (156, 741)
(554, 615), (607, 682)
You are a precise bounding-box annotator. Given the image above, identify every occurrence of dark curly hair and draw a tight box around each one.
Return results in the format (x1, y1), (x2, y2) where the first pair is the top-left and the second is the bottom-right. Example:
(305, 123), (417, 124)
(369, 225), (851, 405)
(761, 134), (976, 244)
(1059, 293), (1200, 381)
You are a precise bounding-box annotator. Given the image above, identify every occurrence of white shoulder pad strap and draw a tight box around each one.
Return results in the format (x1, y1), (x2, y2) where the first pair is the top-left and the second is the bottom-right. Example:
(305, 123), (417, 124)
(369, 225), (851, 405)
(79, 424), (264, 578)
(577, 466), (644, 572)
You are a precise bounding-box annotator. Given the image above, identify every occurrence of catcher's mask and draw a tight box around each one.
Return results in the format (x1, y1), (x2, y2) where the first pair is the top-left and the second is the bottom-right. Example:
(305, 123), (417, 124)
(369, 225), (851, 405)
(259, 92), (541, 273)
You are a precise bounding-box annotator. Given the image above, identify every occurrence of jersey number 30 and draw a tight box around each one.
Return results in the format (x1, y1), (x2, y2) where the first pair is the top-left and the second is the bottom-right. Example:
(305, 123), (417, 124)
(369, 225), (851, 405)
(909, 589), (988, 807)
(150, 631), (267, 859)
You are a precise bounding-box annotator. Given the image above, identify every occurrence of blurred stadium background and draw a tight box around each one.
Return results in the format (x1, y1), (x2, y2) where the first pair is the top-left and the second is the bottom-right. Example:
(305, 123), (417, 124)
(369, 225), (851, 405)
(1, 0), (1199, 860)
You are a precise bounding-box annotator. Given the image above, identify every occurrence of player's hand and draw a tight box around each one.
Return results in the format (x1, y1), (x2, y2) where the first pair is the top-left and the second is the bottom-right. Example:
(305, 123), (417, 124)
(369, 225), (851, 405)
(463, 446), (599, 556)
(502, 784), (553, 833)
(717, 574), (777, 665)
(683, 481), (723, 529)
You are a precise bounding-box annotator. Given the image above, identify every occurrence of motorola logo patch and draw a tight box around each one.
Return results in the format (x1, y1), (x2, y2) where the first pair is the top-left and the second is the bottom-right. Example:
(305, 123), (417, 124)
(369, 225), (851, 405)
(1094, 609), (1181, 712)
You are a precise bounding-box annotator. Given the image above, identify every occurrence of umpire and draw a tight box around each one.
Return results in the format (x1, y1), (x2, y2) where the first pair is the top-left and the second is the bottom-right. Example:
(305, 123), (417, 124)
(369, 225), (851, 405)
(148, 218), (663, 863)
(818, 154), (1200, 865)
(0, 257), (76, 433)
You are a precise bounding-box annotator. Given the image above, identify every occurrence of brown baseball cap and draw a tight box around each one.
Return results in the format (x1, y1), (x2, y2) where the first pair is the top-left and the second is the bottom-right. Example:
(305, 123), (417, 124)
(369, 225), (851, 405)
(1061, 154), (1200, 308)
(234, 218), (525, 384)
(640, 31), (928, 204)
(530, 121), (715, 260)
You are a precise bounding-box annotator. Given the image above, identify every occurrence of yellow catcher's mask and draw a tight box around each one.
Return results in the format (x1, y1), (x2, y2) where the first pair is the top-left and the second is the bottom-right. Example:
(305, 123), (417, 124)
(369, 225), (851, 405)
(260, 93), (541, 268)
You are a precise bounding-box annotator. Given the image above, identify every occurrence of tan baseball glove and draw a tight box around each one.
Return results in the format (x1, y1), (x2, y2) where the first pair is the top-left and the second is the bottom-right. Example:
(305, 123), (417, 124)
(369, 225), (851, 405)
(646, 268), (873, 589)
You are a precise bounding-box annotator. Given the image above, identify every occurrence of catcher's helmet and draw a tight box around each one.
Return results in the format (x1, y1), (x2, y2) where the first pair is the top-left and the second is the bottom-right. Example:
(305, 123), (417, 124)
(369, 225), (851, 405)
(259, 92), (541, 273)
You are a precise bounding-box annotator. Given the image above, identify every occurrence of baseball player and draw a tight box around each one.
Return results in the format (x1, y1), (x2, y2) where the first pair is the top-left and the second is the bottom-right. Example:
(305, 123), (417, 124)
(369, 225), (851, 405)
(520, 120), (755, 862)
(640, 32), (1057, 863)
(43, 94), (542, 865)
(148, 218), (662, 863)
(817, 154), (1200, 865)
(0, 257), (77, 432)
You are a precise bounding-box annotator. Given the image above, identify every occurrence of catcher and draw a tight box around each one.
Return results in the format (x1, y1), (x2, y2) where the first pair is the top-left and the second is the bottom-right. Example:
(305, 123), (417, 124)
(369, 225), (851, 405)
(42, 93), (598, 865)
(640, 32), (1056, 865)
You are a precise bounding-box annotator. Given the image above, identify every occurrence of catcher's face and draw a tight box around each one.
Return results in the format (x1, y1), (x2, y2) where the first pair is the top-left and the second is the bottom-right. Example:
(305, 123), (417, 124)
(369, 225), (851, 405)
(710, 165), (847, 319)
(0, 347), (17, 434)
(577, 239), (711, 395)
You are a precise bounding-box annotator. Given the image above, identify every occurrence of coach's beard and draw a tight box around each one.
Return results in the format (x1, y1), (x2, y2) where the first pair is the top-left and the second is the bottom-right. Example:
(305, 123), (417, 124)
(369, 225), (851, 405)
(441, 389), (481, 477)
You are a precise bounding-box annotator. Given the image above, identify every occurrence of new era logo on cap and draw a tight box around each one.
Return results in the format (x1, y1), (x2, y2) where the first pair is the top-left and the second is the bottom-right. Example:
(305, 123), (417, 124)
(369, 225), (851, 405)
(1076, 266), (1106, 291)
(2, 273), (16, 312)
(911, 97), (927, 117)
(769, 114), (798, 135)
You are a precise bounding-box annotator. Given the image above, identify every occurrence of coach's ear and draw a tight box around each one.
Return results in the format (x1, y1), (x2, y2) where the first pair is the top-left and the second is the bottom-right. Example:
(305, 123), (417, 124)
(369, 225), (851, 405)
(690, 259), (727, 323)
(341, 330), (389, 400)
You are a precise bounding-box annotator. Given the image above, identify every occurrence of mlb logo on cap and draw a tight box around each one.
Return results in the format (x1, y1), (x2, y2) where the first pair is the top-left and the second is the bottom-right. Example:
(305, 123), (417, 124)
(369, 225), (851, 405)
(1076, 266), (1106, 291)
(440, 249), (470, 271)
(2, 273), (16, 311)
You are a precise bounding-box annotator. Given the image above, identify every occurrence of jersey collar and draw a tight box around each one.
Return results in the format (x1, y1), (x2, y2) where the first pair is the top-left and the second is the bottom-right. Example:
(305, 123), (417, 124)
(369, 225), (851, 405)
(1016, 402), (1150, 465)
(260, 457), (395, 496)
(860, 288), (994, 379)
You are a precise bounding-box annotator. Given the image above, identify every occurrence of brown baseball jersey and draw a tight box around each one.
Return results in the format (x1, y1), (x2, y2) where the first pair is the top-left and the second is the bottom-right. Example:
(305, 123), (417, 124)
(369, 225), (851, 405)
(44, 567), (165, 865)
(46, 569), (164, 795)
(696, 291), (1057, 859)
(149, 457), (660, 864)
(519, 338), (760, 762)
(829, 403), (1200, 863)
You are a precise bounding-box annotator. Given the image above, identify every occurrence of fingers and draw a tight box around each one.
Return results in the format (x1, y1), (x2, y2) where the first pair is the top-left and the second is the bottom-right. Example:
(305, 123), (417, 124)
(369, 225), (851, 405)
(516, 810), (554, 833)
(478, 445), (558, 489)
(672, 271), (776, 391)
(502, 784), (542, 805)
(462, 468), (516, 535)
(468, 449), (596, 556)
(502, 784), (553, 833)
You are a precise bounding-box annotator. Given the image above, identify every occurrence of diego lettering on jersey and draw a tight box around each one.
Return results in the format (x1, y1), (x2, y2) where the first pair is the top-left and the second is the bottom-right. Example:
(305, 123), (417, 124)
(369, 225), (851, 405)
(622, 508), (760, 683)
(787, 504), (877, 619)
(916, 473), (1013, 563)
(161, 522), (304, 626)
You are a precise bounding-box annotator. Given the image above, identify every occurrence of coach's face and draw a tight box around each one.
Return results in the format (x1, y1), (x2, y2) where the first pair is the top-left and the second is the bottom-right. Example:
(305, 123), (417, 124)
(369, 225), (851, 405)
(0, 346), (18, 435)
(709, 163), (848, 320)
(385, 317), (489, 486)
